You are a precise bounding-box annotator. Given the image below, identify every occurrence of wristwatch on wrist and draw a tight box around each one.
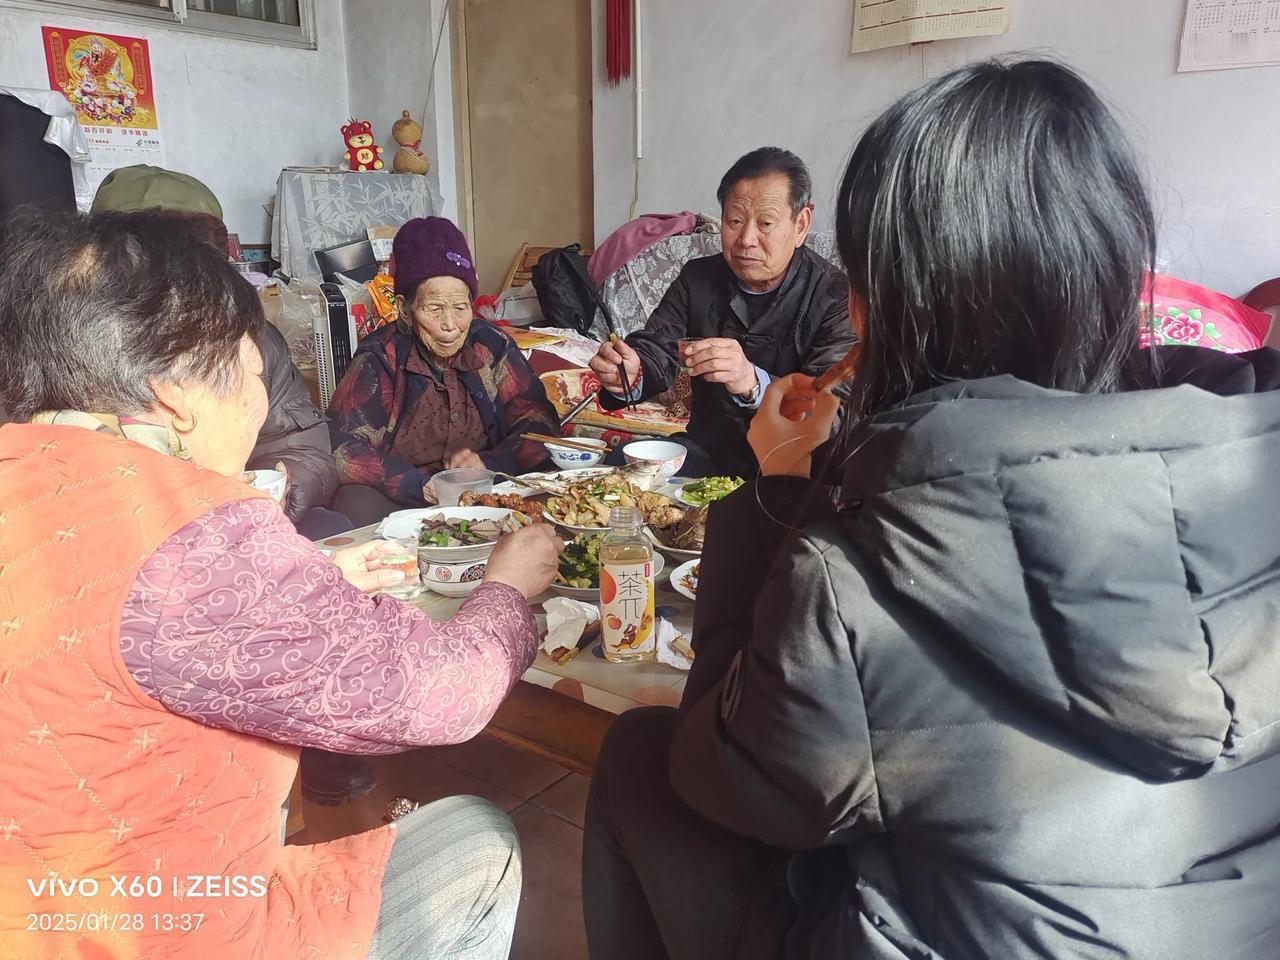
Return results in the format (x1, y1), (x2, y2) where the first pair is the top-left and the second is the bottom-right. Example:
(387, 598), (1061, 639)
(738, 374), (761, 404)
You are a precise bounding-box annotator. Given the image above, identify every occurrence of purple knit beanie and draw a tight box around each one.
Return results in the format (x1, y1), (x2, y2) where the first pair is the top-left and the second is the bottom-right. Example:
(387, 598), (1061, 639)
(391, 217), (479, 299)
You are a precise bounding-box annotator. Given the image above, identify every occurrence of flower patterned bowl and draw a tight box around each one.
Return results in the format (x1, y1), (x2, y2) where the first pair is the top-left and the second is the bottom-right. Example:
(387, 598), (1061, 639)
(421, 558), (488, 597)
(546, 438), (608, 470)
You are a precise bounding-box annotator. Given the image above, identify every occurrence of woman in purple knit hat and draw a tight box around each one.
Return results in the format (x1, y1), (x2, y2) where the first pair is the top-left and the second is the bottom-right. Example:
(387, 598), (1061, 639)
(329, 217), (557, 525)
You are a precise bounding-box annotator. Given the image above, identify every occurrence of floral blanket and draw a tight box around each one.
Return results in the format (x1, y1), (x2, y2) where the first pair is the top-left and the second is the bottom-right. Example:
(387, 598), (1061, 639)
(1142, 274), (1270, 353)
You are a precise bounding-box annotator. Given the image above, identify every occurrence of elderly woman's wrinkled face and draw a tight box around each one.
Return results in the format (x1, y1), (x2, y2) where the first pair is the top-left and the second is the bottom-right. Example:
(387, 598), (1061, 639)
(403, 276), (473, 359)
(160, 334), (268, 476)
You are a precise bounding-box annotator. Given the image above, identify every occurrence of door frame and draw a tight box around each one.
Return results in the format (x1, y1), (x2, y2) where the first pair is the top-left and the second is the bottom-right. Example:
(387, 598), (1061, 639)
(447, 0), (596, 289)
(449, 0), (477, 245)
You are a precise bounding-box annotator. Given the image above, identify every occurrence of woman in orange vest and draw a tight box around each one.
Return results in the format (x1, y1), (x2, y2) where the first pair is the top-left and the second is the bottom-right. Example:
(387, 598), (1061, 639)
(0, 210), (563, 960)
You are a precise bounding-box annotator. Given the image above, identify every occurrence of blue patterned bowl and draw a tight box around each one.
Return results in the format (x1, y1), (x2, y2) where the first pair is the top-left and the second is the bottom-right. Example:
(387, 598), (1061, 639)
(546, 438), (608, 470)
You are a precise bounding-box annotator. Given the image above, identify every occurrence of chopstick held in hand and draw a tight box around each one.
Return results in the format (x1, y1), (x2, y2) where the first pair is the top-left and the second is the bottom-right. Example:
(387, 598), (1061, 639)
(610, 332), (636, 410)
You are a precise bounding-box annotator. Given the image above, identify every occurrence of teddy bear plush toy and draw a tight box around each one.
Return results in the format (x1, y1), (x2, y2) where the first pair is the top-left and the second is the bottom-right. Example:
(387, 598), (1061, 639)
(390, 110), (430, 175)
(341, 119), (385, 172)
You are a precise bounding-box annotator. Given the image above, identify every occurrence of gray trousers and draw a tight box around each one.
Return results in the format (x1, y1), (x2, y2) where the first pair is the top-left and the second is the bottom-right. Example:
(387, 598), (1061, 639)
(369, 795), (522, 960)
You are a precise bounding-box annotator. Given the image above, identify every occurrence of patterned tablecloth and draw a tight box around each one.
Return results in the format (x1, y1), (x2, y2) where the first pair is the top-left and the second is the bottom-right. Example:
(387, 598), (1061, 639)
(271, 169), (442, 281)
(318, 523), (692, 715)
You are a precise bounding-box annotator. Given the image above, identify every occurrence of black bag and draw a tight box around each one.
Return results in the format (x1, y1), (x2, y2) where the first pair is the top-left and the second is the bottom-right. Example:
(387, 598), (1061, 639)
(531, 243), (618, 337)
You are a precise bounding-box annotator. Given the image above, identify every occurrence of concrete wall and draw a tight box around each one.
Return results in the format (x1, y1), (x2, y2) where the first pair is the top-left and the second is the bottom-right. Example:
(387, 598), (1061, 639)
(0, 0), (352, 243)
(342, 0), (457, 219)
(592, 0), (1280, 296)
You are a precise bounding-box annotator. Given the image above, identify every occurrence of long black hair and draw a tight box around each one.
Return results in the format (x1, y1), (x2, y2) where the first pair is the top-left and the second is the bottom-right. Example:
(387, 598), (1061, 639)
(835, 58), (1157, 422)
(0, 210), (262, 421)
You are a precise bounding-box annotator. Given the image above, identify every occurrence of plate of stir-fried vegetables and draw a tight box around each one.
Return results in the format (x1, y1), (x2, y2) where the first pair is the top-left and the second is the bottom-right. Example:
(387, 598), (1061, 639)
(546, 473), (685, 533)
(551, 533), (665, 600)
(411, 507), (532, 562)
(675, 476), (744, 507)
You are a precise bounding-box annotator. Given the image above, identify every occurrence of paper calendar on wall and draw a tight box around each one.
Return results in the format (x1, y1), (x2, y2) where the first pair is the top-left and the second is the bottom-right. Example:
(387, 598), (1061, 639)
(851, 0), (1013, 54)
(42, 26), (167, 196)
(1179, 0), (1280, 72)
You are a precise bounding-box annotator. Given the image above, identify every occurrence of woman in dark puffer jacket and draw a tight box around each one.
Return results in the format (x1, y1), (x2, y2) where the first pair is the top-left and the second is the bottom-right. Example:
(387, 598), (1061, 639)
(582, 59), (1280, 960)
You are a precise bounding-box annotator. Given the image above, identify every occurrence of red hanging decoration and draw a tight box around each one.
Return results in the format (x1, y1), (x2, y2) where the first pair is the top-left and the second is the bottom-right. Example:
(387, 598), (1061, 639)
(606, 0), (631, 86)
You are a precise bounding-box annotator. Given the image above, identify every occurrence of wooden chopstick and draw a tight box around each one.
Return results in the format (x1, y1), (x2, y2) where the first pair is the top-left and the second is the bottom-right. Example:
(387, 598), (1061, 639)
(527, 433), (613, 454)
(610, 332), (636, 410)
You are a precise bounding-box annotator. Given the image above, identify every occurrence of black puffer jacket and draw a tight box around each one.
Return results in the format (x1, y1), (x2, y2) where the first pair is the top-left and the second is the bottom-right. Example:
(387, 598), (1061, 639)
(674, 348), (1280, 959)
(246, 322), (338, 521)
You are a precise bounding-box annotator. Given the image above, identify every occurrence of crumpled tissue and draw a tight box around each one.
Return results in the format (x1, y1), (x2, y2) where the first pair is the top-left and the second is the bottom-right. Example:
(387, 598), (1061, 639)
(541, 596), (695, 670)
(655, 618), (694, 671)
(542, 596), (599, 657)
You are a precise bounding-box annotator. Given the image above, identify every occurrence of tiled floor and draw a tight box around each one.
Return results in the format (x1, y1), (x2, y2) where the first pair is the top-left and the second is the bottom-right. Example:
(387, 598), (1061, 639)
(289, 738), (590, 960)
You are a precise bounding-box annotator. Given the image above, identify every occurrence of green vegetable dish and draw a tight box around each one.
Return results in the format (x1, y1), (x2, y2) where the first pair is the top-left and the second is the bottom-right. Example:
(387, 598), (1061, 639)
(555, 533), (603, 589)
(680, 476), (744, 506)
(418, 517), (505, 548)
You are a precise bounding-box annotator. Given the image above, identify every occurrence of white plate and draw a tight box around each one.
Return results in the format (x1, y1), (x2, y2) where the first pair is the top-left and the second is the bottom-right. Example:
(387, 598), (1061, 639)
(491, 467), (616, 498)
(492, 466), (690, 500)
(377, 509), (438, 540)
(550, 553), (664, 600)
(670, 558), (700, 600)
(643, 526), (701, 561)
(674, 478), (744, 508)
(380, 507), (519, 563)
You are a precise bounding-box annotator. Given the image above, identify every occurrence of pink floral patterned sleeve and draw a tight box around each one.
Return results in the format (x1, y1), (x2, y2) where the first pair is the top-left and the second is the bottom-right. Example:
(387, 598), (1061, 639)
(118, 499), (538, 753)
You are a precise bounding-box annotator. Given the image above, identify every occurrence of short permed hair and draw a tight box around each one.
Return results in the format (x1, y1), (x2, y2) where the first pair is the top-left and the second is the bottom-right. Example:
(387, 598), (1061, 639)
(0, 211), (263, 421)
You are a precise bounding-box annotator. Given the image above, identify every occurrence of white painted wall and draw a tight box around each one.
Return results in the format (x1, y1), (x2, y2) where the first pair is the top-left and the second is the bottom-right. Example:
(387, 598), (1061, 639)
(592, 0), (1280, 296)
(0, 0), (352, 242)
(342, 0), (457, 219)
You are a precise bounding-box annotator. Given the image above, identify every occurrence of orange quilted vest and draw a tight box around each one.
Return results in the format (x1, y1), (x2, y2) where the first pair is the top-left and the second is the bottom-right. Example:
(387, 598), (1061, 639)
(0, 424), (393, 959)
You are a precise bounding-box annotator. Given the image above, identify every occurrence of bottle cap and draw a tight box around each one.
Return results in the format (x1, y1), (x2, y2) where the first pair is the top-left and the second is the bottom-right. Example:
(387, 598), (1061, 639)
(608, 506), (643, 529)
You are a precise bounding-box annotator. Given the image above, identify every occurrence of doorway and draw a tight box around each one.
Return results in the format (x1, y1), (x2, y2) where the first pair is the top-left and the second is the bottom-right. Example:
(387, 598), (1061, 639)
(453, 0), (595, 296)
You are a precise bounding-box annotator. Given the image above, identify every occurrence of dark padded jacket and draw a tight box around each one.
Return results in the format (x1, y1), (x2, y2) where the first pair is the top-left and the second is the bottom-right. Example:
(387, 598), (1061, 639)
(674, 347), (1280, 959)
(600, 247), (854, 478)
(246, 322), (338, 521)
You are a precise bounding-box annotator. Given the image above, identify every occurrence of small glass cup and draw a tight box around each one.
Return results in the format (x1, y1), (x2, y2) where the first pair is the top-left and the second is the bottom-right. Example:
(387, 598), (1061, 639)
(677, 338), (704, 367)
(379, 537), (422, 600)
(433, 468), (494, 507)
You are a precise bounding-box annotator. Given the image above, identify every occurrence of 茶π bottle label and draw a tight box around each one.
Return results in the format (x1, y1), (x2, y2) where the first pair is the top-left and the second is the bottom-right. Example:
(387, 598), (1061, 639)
(599, 560), (656, 659)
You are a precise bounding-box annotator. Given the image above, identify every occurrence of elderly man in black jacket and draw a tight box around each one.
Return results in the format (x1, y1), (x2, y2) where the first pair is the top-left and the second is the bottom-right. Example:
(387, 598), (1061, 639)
(589, 147), (856, 478)
(90, 165), (343, 537)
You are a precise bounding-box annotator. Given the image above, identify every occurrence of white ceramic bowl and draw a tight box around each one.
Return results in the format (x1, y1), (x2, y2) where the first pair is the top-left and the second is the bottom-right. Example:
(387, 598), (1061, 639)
(550, 553), (664, 600)
(422, 558), (489, 597)
(622, 440), (686, 481)
(546, 438), (608, 470)
(246, 469), (287, 503)
(374, 507), (520, 563)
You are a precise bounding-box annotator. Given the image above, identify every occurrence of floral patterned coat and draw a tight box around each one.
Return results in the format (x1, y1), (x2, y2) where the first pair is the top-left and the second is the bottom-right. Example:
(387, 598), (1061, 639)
(329, 320), (556, 505)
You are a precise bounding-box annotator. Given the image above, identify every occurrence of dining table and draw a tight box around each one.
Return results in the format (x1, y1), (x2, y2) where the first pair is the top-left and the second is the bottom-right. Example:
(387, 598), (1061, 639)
(315, 521), (696, 776)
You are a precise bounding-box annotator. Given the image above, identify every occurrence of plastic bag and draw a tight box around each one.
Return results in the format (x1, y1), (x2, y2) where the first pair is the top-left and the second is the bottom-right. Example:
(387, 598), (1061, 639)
(334, 271), (387, 340)
(479, 281), (546, 327)
(271, 278), (324, 378)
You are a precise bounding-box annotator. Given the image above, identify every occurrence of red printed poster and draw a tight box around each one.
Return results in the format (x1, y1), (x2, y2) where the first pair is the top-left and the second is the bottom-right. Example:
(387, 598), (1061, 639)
(42, 25), (166, 192)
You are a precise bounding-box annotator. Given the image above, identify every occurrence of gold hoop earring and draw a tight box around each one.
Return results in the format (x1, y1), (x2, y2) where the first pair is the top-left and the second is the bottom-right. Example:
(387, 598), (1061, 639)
(172, 413), (197, 434)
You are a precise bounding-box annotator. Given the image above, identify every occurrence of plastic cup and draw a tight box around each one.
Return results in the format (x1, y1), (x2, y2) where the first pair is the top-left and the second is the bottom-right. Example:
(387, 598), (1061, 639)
(379, 537), (422, 601)
(432, 468), (494, 507)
